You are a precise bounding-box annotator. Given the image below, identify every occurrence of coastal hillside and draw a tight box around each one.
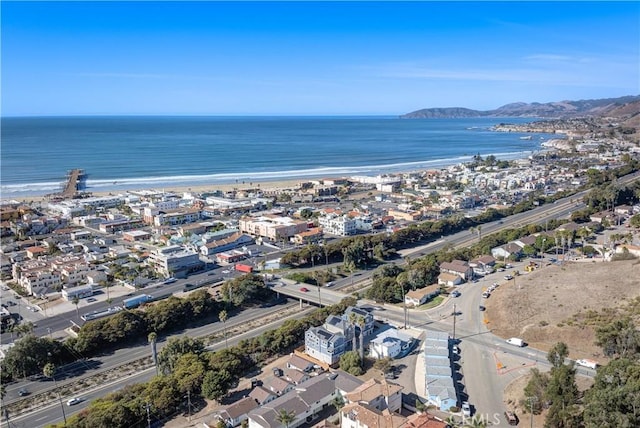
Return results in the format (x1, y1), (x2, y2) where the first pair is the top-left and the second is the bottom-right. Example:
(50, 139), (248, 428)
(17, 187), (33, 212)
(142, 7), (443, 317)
(401, 95), (640, 119)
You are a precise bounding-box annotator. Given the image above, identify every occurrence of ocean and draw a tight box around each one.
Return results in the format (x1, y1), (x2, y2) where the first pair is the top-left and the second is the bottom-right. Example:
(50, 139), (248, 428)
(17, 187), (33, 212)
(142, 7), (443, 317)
(0, 116), (549, 198)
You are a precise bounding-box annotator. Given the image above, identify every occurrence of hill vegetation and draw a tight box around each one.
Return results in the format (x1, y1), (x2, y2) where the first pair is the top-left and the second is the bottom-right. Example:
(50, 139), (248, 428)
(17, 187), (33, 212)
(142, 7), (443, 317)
(401, 95), (640, 119)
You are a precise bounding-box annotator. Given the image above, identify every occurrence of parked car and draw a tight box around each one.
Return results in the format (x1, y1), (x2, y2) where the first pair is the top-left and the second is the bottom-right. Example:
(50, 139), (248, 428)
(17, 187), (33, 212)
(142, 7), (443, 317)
(504, 275), (514, 280)
(479, 305), (486, 311)
(87, 297), (97, 303)
(461, 401), (471, 417)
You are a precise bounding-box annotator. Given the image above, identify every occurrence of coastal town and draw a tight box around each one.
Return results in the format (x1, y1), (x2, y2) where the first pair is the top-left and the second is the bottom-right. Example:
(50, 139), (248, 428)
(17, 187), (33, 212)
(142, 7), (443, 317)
(1, 107), (640, 428)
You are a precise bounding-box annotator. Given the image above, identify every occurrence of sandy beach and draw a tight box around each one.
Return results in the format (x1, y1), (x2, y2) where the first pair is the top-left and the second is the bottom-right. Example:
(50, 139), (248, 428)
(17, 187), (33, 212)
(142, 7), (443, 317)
(3, 177), (315, 205)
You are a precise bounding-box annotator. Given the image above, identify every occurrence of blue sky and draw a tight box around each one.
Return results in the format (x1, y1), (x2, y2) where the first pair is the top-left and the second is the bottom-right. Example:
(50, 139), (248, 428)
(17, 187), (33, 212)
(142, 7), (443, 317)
(2, 1), (638, 116)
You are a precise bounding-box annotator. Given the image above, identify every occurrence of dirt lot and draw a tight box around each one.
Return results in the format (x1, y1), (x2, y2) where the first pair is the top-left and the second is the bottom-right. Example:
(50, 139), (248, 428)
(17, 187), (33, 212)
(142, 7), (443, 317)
(486, 258), (640, 360)
(491, 257), (640, 424)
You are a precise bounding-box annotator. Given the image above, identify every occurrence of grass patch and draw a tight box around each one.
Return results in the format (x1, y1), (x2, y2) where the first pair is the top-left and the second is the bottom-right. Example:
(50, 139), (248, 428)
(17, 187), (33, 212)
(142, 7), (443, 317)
(415, 295), (446, 310)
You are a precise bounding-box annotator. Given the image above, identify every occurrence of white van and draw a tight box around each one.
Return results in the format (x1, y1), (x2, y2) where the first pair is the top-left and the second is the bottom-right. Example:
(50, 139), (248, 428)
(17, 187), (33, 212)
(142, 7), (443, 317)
(506, 337), (525, 347)
(575, 359), (598, 369)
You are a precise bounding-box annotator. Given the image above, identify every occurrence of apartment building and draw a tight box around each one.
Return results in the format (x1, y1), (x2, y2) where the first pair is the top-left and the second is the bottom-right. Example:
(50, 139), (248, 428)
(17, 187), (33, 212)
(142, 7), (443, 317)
(147, 245), (202, 277)
(239, 215), (308, 242)
(318, 213), (356, 236)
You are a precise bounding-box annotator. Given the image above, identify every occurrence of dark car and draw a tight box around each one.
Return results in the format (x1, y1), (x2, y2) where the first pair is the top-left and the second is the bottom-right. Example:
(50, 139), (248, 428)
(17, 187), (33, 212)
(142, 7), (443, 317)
(479, 305), (486, 311)
(18, 389), (30, 396)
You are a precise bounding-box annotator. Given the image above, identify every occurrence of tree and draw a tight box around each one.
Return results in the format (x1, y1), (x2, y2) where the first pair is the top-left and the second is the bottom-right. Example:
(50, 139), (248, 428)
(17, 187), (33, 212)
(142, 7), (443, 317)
(545, 363), (580, 428)
(332, 394), (345, 424)
(201, 369), (233, 402)
(71, 295), (80, 318)
(339, 351), (363, 376)
(148, 332), (159, 375)
(582, 358), (640, 427)
(521, 368), (549, 414)
(173, 353), (206, 394)
(276, 409), (296, 428)
(547, 342), (570, 369)
(219, 309), (229, 349)
(158, 336), (205, 375)
(595, 317), (640, 359)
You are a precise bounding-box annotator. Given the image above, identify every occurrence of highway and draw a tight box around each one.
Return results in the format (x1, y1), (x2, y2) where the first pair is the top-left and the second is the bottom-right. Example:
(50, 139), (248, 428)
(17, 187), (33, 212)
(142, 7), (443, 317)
(1, 298), (300, 404)
(3, 306), (316, 428)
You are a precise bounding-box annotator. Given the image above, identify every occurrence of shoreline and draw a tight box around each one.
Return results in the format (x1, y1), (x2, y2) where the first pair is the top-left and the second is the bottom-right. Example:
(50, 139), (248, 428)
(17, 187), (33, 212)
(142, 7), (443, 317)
(1, 149), (545, 205)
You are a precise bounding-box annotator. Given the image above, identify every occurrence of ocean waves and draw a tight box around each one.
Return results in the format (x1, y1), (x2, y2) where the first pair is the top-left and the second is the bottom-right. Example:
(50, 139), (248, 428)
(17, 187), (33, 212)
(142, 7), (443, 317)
(1, 150), (531, 198)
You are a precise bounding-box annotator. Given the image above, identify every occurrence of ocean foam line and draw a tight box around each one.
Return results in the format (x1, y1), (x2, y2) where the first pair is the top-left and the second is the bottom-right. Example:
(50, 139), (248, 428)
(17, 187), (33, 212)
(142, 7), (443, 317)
(1, 150), (534, 198)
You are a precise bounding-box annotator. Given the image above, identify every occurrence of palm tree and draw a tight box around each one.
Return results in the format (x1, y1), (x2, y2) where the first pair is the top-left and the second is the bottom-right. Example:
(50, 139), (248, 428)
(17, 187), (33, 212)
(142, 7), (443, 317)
(44, 363), (67, 425)
(356, 315), (366, 362)
(72, 295), (80, 319)
(219, 309), (228, 348)
(332, 395), (345, 425)
(276, 409), (296, 428)
(148, 332), (159, 375)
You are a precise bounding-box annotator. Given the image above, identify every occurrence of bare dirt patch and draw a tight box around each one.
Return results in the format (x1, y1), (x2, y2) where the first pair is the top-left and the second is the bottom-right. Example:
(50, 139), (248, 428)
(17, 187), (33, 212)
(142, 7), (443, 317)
(485, 258), (640, 361)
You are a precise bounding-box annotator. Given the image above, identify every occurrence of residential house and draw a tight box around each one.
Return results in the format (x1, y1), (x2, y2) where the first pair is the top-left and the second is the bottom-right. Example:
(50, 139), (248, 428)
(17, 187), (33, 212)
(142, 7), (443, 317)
(343, 306), (375, 338)
(369, 329), (414, 359)
(341, 403), (406, 428)
(438, 260), (473, 281)
(262, 375), (294, 397)
(215, 396), (259, 428)
(286, 354), (316, 373)
(491, 242), (523, 261)
(424, 331), (456, 411)
(247, 372), (350, 428)
(305, 325), (349, 366)
(249, 386), (277, 406)
(345, 378), (403, 414)
(437, 273), (462, 287)
(404, 412), (447, 428)
(404, 284), (440, 307)
(283, 368), (311, 385)
(469, 255), (496, 274)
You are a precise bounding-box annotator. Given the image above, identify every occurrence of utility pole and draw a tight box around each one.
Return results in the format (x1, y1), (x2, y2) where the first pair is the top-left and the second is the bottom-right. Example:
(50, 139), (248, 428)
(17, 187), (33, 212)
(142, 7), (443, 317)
(527, 396), (537, 428)
(452, 303), (457, 340)
(187, 390), (192, 421)
(401, 283), (407, 329)
(145, 402), (152, 428)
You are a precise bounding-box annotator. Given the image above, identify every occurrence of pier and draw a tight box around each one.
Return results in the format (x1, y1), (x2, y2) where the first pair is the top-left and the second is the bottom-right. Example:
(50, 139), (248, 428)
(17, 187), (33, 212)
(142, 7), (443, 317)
(49, 169), (87, 200)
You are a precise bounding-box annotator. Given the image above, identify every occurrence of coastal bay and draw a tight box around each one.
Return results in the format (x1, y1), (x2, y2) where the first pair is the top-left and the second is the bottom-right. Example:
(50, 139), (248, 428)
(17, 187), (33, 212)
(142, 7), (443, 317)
(1, 116), (550, 200)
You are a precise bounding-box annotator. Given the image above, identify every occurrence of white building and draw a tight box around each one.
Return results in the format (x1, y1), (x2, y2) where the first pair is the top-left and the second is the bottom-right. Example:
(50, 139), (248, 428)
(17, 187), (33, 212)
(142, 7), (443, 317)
(62, 284), (94, 301)
(318, 213), (356, 236)
(147, 245), (202, 277)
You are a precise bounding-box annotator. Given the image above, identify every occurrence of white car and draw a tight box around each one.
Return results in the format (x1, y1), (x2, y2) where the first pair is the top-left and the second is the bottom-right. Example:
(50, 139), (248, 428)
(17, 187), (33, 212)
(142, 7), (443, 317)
(461, 401), (471, 417)
(67, 397), (81, 406)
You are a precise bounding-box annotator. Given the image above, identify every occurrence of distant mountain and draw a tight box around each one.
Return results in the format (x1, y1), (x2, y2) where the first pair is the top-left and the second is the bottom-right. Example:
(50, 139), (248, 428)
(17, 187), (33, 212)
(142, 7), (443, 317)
(401, 95), (640, 119)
